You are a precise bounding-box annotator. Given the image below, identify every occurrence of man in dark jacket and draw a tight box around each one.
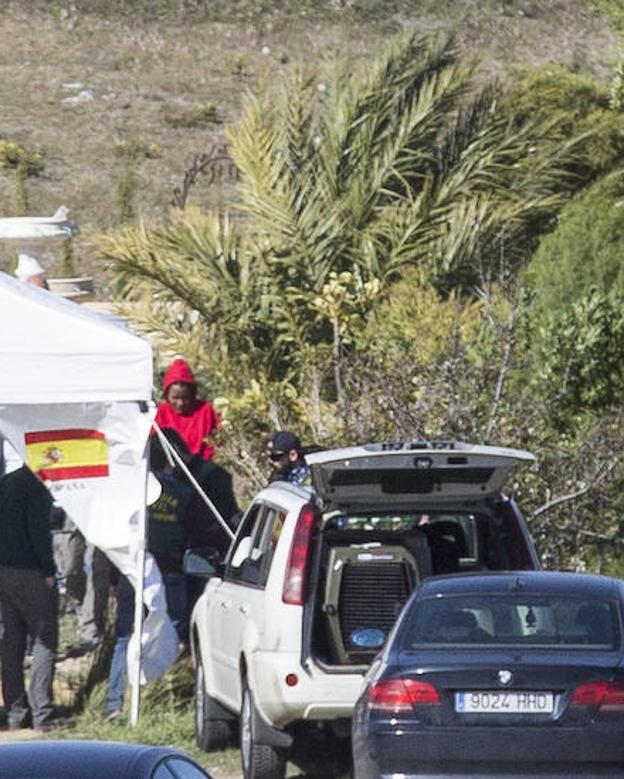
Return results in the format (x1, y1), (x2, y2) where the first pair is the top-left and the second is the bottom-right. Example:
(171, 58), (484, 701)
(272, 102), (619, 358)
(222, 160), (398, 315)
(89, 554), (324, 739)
(185, 456), (240, 559)
(0, 466), (58, 730)
(147, 433), (194, 646)
(150, 429), (240, 616)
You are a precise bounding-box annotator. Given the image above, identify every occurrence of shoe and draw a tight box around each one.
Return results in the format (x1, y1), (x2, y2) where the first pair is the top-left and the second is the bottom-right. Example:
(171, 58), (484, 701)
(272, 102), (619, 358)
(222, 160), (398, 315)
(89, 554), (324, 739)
(65, 637), (100, 658)
(8, 714), (31, 730)
(77, 636), (100, 652)
(34, 716), (75, 733)
(105, 709), (124, 723)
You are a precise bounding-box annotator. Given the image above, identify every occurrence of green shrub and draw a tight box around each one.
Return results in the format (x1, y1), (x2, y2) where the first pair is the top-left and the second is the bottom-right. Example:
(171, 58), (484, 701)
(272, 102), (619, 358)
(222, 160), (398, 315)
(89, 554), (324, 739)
(502, 64), (624, 183)
(116, 168), (136, 223)
(523, 167), (624, 426)
(0, 139), (43, 176)
(59, 238), (78, 277)
(114, 137), (160, 162)
(610, 60), (624, 112)
(526, 169), (624, 312)
(231, 53), (249, 78)
(527, 288), (624, 424)
(0, 140), (44, 216)
(160, 101), (219, 129)
(588, 0), (624, 33)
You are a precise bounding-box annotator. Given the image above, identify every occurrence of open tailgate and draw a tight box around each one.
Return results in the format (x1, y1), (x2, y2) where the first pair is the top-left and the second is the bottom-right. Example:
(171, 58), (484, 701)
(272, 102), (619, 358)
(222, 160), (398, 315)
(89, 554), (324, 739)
(306, 440), (535, 510)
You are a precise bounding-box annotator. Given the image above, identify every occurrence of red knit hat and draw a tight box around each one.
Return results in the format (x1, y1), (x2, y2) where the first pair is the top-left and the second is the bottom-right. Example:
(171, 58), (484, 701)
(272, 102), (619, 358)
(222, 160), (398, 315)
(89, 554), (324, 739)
(162, 358), (196, 394)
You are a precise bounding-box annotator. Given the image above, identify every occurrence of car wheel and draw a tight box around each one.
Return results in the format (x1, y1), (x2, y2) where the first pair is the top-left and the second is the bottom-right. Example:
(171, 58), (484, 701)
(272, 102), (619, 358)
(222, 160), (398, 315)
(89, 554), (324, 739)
(195, 657), (232, 751)
(240, 681), (286, 779)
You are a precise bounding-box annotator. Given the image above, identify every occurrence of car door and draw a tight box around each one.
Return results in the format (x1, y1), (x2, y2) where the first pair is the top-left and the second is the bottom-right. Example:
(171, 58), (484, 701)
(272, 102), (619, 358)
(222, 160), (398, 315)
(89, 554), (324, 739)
(204, 502), (263, 705)
(211, 502), (286, 708)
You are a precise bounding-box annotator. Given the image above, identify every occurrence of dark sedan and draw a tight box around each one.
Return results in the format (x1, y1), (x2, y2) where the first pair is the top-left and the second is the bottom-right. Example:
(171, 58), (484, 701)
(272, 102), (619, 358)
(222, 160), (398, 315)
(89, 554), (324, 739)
(352, 571), (624, 779)
(0, 740), (213, 779)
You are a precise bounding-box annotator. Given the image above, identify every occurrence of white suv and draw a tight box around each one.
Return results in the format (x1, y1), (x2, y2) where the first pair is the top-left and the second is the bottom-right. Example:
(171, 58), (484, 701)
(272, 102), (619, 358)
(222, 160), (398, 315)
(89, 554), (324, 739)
(187, 441), (540, 779)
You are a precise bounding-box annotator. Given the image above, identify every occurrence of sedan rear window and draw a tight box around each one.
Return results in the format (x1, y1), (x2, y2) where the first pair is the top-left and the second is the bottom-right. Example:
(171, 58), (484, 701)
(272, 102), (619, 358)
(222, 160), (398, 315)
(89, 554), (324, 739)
(402, 594), (620, 649)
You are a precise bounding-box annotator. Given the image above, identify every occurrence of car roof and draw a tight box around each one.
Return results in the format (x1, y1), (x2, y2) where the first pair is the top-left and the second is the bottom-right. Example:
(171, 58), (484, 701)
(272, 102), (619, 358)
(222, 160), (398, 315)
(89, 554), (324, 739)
(0, 741), (192, 778)
(256, 481), (313, 503)
(416, 571), (622, 599)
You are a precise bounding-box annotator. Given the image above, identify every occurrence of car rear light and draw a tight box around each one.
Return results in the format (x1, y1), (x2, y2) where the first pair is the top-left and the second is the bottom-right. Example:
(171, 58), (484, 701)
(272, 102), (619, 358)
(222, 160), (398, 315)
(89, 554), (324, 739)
(368, 678), (440, 712)
(571, 681), (624, 711)
(282, 504), (316, 606)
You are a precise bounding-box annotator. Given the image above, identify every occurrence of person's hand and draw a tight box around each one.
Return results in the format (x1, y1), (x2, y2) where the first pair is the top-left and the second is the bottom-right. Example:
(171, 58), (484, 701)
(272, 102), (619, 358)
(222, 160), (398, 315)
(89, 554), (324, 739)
(45, 576), (56, 589)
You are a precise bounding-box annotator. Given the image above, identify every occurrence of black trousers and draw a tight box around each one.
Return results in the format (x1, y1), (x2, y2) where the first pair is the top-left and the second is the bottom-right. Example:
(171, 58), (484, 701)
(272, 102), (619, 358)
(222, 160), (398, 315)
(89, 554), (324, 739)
(0, 566), (58, 728)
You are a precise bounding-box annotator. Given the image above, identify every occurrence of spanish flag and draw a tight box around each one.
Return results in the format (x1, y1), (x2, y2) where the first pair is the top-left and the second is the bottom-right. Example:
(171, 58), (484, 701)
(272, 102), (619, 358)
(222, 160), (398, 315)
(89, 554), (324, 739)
(25, 428), (109, 481)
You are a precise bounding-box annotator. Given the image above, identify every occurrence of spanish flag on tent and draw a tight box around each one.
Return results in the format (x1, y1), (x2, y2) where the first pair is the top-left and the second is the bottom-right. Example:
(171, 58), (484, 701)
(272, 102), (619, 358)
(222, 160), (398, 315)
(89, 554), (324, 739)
(25, 428), (109, 481)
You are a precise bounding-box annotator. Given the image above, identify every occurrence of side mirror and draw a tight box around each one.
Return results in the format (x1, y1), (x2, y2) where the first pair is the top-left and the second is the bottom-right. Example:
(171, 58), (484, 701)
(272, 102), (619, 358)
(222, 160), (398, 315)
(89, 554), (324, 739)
(231, 536), (252, 568)
(183, 548), (220, 578)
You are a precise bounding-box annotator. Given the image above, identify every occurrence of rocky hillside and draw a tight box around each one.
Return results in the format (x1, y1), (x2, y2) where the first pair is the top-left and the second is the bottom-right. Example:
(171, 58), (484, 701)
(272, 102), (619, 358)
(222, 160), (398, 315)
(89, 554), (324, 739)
(0, 0), (618, 282)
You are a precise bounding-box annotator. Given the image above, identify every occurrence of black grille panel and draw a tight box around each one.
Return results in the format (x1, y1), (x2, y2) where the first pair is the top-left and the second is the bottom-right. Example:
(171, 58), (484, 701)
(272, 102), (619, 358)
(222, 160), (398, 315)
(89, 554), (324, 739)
(338, 562), (412, 651)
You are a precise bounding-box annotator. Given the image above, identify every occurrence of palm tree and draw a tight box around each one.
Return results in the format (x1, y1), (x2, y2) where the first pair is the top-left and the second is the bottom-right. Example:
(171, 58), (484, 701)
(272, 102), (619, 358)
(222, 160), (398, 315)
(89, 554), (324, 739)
(95, 31), (577, 430)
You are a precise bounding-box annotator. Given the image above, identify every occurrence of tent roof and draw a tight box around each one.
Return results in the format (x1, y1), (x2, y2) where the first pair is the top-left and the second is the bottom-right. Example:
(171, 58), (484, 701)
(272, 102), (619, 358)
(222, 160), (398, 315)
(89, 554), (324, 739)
(0, 272), (152, 403)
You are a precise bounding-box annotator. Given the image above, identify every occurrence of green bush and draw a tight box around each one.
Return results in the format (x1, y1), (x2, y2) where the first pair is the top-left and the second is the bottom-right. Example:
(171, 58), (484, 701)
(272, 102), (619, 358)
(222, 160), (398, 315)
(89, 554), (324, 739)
(59, 238), (78, 277)
(0, 139), (44, 216)
(501, 64), (624, 183)
(114, 137), (160, 162)
(527, 288), (624, 426)
(160, 101), (219, 129)
(588, 0), (624, 33)
(526, 169), (624, 313)
(116, 168), (136, 223)
(610, 61), (624, 112)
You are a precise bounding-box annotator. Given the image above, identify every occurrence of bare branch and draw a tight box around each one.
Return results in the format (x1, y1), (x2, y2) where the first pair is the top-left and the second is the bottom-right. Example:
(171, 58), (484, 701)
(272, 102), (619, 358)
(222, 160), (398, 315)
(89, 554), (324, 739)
(537, 524), (624, 548)
(484, 302), (517, 442)
(571, 527), (624, 545)
(230, 445), (267, 494)
(530, 456), (621, 520)
(171, 145), (240, 209)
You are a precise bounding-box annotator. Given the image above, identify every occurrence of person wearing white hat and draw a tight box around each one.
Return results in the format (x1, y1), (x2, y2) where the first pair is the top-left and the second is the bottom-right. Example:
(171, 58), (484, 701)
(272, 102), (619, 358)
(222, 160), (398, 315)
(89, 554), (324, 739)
(14, 255), (49, 290)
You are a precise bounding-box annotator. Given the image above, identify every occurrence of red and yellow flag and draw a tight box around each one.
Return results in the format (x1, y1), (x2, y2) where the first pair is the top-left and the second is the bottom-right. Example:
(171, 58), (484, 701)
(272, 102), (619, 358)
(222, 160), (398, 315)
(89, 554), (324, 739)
(25, 428), (109, 481)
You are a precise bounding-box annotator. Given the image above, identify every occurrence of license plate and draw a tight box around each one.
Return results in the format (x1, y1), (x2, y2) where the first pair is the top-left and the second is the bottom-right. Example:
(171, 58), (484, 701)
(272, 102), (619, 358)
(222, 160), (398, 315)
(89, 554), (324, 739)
(455, 691), (554, 713)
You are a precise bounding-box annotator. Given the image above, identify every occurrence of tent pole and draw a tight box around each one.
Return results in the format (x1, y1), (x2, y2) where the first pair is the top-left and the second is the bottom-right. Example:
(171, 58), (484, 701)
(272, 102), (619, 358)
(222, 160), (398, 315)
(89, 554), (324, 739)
(130, 446), (149, 726)
(152, 422), (234, 541)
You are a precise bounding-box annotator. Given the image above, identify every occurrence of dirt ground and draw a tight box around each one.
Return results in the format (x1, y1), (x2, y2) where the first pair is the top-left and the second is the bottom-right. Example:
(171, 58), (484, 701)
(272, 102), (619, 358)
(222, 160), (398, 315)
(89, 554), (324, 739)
(0, 728), (39, 743)
(0, 0), (618, 287)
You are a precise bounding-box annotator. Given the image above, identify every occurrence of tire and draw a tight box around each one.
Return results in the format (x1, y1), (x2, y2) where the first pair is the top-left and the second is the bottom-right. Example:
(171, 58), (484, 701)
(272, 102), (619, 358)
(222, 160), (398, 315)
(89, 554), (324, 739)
(240, 681), (287, 779)
(195, 657), (233, 751)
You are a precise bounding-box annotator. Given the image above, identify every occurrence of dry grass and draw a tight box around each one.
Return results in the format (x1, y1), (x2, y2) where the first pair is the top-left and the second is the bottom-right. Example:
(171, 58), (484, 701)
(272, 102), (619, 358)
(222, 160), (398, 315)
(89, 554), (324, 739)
(0, 0), (618, 285)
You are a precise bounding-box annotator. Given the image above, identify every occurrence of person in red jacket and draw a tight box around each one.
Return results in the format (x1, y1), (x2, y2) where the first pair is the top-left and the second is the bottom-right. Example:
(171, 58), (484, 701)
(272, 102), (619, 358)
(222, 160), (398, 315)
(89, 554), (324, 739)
(154, 358), (220, 460)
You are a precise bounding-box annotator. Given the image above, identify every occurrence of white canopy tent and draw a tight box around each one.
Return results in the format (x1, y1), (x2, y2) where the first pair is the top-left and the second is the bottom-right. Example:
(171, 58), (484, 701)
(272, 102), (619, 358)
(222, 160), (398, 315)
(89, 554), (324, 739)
(0, 270), (151, 403)
(0, 271), (177, 723)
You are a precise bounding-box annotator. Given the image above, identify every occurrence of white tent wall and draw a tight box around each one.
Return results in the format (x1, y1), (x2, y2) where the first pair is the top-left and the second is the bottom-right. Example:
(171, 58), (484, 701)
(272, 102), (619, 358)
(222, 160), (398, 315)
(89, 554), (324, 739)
(0, 402), (150, 552)
(0, 272), (178, 720)
(0, 271), (151, 403)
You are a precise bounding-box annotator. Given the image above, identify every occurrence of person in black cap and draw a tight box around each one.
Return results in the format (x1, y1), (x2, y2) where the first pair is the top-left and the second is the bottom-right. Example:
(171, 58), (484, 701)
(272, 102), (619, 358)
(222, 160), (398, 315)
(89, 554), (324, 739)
(265, 430), (311, 487)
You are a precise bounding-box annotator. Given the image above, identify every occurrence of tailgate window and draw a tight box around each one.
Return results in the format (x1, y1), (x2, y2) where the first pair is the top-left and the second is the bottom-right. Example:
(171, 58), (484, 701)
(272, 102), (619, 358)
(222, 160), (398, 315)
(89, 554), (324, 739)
(332, 513), (483, 573)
